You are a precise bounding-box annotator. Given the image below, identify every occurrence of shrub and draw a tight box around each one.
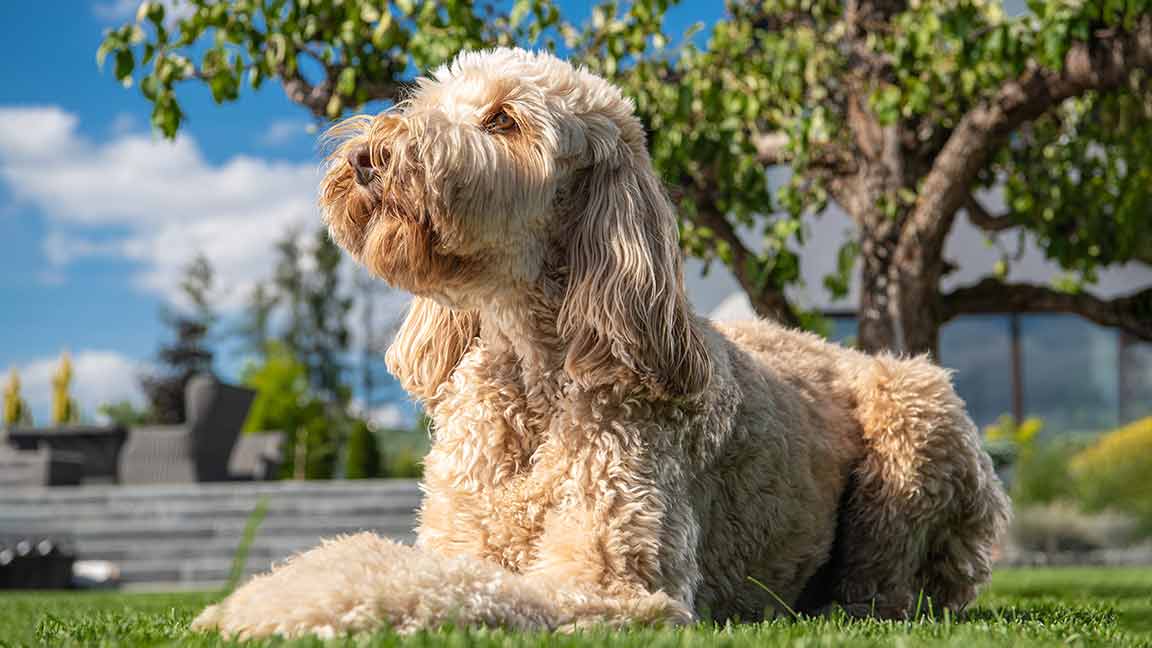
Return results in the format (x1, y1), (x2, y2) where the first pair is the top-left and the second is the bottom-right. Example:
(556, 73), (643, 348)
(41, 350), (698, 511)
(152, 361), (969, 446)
(1070, 416), (1152, 534)
(1013, 439), (1081, 506)
(344, 419), (382, 479)
(242, 343), (335, 479)
(983, 415), (1082, 506)
(386, 447), (424, 479)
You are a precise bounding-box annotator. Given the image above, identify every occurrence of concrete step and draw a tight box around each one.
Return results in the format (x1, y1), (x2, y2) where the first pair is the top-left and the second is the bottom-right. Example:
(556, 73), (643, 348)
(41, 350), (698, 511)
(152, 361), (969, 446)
(73, 533), (419, 562)
(0, 479), (421, 508)
(1, 479), (424, 587)
(0, 498), (418, 523)
(2, 515), (416, 541)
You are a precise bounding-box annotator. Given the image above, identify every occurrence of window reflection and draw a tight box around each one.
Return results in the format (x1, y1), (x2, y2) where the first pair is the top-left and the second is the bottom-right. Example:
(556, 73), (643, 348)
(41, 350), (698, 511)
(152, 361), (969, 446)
(822, 313), (1151, 435)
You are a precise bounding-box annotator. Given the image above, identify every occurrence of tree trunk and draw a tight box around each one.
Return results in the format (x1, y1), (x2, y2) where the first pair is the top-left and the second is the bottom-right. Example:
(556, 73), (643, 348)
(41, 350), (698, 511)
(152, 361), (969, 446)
(856, 214), (944, 358)
(748, 288), (801, 329)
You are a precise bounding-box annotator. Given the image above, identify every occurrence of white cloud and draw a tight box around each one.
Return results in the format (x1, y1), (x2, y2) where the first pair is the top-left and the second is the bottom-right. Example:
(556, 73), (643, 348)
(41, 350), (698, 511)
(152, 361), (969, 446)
(0, 105), (322, 310)
(6, 351), (144, 425)
(259, 119), (312, 147)
(108, 112), (140, 136)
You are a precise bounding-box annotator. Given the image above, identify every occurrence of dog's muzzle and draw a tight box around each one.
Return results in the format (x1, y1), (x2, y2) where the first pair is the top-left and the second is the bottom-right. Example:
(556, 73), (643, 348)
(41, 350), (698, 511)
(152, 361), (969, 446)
(347, 145), (380, 186)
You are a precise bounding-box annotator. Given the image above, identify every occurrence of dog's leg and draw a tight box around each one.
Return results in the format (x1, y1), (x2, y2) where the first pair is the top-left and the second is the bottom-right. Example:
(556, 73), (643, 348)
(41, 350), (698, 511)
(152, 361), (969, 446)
(832, 355), (1010, 619)
(516, 427), (699, 627)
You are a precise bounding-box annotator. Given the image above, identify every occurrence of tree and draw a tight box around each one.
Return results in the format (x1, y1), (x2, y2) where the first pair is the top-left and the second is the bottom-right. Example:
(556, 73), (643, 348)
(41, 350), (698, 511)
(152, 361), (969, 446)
(141, 254), (218, 423)
(578, 0), (1152, 354)
(51, 351), (80, 425)
(262, 228), (354, 404)
(103, 0), (1152, 355)
(235, 282), (279, 360)
(98, 400), (152, 426)
(3, 369), (32, 427)
(241, 341), (337, 479)
(344, 418), (382, 479)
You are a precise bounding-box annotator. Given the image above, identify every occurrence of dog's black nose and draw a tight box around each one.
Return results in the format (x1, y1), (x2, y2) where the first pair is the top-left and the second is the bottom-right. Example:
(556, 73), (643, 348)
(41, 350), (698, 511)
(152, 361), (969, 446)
(346, 145), (378, 186)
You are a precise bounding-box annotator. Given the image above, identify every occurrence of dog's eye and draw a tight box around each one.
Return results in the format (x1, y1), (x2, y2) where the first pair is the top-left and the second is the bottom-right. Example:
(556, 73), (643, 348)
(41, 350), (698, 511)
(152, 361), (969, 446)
(485, 110), (517, 133)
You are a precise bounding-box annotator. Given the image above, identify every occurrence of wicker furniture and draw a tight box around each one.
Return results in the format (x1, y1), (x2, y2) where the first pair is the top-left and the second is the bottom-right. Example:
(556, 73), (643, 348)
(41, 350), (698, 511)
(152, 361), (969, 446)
(119, 374), (258, 484)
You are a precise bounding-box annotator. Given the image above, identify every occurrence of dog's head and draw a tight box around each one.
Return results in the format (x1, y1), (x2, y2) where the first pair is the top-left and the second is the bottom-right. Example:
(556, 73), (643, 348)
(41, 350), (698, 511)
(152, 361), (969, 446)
(321, 48), (709, 401)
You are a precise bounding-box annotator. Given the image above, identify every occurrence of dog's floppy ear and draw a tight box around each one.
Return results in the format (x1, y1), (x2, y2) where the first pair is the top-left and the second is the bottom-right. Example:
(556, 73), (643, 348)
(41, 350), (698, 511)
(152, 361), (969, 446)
(386, 297), (479, 402)
(558, 140), (711, 398)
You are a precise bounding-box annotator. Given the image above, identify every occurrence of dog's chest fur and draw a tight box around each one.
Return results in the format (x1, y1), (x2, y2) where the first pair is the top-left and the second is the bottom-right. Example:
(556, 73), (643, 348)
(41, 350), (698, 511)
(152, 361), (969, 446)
(415, 338), (572, 570)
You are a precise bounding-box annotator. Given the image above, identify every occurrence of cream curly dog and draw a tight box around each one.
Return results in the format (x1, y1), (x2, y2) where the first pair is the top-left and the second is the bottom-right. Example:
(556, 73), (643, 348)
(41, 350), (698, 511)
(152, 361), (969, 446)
(193, 48), (1009, 639)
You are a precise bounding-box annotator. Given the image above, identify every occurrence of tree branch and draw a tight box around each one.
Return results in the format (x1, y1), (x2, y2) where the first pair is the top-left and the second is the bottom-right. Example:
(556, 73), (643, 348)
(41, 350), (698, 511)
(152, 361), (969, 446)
(902, 17), (1152, 265)
(942, 278), (1152, 342)
(964, 194), (1017, 232)
(688, 190), (801, 327)
(752, 131), (789, 166)
(280, 59), (402, 119)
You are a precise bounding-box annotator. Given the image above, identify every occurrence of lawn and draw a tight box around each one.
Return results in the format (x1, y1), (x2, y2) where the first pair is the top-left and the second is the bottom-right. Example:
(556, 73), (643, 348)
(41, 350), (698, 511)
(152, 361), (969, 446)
(1, 568), (1150, 647)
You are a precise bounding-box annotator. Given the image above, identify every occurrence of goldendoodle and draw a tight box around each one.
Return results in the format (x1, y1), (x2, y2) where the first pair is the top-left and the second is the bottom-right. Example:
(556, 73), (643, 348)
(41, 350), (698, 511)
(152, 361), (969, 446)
(193, 48), (1009, 639)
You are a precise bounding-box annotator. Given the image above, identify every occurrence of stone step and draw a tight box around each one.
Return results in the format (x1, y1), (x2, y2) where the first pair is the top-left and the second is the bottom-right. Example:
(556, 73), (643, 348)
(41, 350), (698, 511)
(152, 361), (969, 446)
(0, 498), (419, 524)
(73, 532), (418, 562)
(2, 516), (416, 541)
(0, 479), (421, 508)
(2, 480), (424, 587)
(117, 557), (262, 585)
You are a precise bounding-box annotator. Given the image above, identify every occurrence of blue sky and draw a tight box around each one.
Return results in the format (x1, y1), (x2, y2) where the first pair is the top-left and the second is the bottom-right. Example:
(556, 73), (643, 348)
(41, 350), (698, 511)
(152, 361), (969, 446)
(0, 1), (724, 423)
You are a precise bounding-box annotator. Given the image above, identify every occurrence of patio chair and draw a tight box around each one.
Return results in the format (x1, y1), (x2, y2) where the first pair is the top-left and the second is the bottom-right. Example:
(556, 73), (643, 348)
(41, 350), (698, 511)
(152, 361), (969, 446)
(118, 373), (257, 484)
(228, 430), (285, 480)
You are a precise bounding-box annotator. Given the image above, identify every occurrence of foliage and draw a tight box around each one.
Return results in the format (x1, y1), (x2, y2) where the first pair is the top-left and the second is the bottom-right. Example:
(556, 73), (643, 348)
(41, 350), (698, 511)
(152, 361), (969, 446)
(97, 0), (559, 135)
(97, 400), (153, 426)
(241, 341), (336, 479)
(51, 351), (79, 425)
(140, 254), (218, 424)
(386, 446), (425, 479)
(1012, 439), (1081, 507)
(985, 414), (1045, 446)
(982, 414), (1082, 506)
(260, 228), (355, 405)
(344, 418), (382, 479)
(1071, 416), (1152, 533)
(6, 568), (1152, 646)
(3, 368), (32, 427)
(102, 0), (1152, 353)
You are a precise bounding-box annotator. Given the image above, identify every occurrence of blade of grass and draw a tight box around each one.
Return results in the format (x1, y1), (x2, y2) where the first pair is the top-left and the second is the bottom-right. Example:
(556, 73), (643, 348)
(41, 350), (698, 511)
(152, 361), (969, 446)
(224, 496), (269, 594)
(747, 576), (799, 620)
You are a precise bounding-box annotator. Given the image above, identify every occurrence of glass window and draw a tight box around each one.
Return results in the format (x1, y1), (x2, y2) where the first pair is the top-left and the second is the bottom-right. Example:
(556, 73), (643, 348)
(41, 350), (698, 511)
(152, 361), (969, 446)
(1020, 315), (1119, 435)
(940, 315), (1014, 429)
(1119, 337), (1152, 424)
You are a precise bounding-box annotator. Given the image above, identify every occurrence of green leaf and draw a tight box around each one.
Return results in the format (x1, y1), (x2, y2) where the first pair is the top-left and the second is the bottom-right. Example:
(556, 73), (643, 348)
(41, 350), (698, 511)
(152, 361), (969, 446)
(510, 0), (531, 28)
(114, 49), (134, 81)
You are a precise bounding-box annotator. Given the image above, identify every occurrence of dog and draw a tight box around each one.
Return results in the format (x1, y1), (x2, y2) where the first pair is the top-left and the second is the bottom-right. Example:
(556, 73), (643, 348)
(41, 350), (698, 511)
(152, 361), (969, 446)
(192, 48), (1009, 639)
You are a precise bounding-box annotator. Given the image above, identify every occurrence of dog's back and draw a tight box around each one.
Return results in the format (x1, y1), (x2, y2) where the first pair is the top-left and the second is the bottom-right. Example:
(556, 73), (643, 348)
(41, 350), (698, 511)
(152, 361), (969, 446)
(708, 318), (1009, 618)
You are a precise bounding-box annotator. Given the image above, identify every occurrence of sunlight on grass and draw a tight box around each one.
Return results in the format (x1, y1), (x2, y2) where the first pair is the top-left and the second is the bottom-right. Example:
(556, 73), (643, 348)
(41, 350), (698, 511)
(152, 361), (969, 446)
(0, 568), (1149, 647)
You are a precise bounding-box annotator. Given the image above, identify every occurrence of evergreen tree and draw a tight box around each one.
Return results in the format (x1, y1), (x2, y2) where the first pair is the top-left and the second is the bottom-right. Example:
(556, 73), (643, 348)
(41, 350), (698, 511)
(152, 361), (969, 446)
(51, 351), (79, 425)
(140, 254), (217, 424)
(3, 369), (32, 427)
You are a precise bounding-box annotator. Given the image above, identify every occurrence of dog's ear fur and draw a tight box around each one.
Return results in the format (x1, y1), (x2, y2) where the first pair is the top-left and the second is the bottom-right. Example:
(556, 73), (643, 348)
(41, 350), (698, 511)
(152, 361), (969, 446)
(386, 297), (479, 402)
(558, 139), (711, 398)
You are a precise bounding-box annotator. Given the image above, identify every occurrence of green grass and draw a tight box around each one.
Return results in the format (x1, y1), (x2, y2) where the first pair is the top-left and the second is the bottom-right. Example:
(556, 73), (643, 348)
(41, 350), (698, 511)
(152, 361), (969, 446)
(1, 568), (1150, 647)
